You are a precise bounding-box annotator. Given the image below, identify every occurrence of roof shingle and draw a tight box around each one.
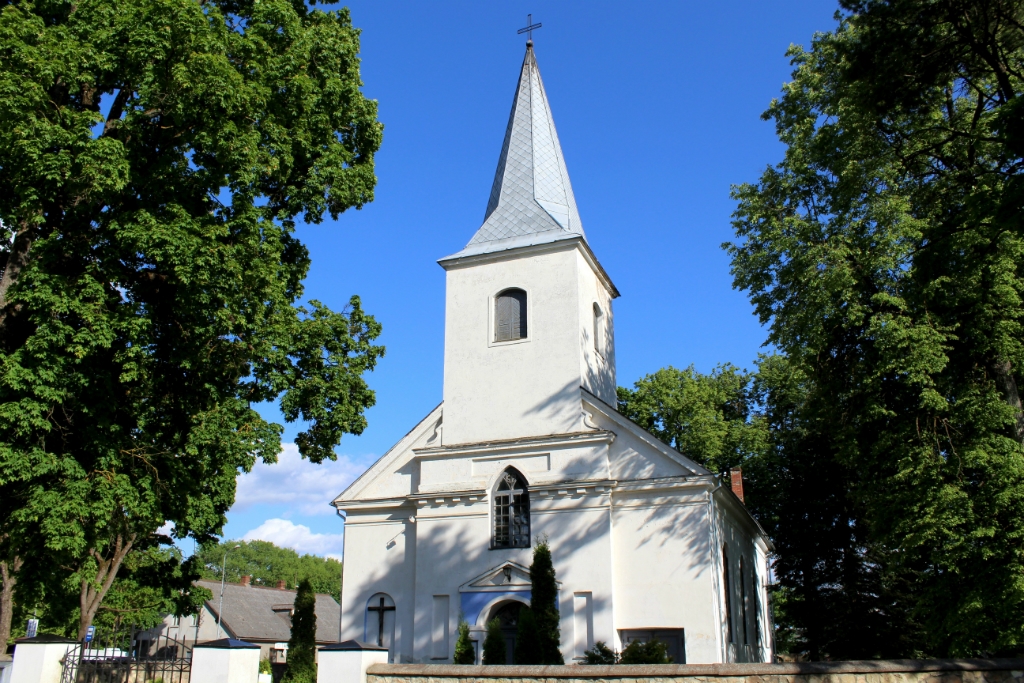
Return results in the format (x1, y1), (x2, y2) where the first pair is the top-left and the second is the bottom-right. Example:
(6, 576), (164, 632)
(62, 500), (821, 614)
(198, 579), (340, 644)
(441, 43), (586, 262)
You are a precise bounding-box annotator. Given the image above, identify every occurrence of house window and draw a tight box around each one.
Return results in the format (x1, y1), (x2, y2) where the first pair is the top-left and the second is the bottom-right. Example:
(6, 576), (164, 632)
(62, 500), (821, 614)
(493, 468), (530, 548)
(592, 302), (604, 357)
(495, 289), (527, 342)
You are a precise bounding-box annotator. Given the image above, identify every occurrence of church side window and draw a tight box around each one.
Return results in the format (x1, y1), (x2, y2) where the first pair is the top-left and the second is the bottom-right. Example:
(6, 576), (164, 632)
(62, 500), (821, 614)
(593, 302), (604, 357)
(723, 546), (734, 643)
(495, 289), (527, 342)
(740, 557), (749, 645)
(493, 468), (530, 548)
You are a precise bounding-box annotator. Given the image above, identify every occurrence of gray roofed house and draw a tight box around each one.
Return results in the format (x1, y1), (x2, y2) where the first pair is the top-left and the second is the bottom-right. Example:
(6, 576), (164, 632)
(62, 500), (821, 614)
(146, 578), (340, 662)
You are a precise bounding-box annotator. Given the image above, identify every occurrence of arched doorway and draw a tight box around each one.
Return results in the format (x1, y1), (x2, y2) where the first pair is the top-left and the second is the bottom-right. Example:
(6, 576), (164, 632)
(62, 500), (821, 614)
(487, 600), (523, 664)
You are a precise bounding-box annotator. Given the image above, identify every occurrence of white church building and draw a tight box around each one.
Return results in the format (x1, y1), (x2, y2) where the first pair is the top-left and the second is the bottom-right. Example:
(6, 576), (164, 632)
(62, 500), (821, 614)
(333, 42), (773, 666)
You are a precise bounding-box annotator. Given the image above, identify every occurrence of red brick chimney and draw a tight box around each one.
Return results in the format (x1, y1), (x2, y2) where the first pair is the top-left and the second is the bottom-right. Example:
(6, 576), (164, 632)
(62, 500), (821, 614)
(276, 580), (287, 590)
(240, 575), (251, 587)
(730, 467), (745, 504)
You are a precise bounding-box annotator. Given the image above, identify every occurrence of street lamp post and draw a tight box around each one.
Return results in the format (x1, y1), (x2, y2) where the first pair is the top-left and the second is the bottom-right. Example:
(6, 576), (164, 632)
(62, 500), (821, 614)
(217, 544), (242, 638)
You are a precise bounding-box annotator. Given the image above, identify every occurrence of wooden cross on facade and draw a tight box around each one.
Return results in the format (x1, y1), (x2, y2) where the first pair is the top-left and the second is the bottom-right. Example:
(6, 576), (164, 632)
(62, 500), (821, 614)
(367, 596), (395, 647)
(517, 14), (542, 42)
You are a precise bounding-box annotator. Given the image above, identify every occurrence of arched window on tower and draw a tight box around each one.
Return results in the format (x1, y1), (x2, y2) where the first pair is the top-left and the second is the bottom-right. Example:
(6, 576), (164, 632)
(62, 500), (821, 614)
(495, 289), (527, 342)
(493, 468), (530, 548)
(593, 302), (604, 357)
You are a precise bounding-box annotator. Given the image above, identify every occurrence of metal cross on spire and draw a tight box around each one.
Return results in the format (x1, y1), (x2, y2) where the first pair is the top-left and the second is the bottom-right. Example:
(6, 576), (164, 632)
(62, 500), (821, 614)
(517, 14), (542, 42)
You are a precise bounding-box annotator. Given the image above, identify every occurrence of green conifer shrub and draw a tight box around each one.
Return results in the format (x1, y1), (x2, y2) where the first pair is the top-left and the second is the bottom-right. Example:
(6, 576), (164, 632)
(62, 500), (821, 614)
(582, 641), (617, 664)
(513, 607), (541, 664)
(618, 639), (672, 664)
(282, 580), (317, 683)
(482, 618), (506, 665)
(529, 541), (563, 664)
(453, 619), (475, 664)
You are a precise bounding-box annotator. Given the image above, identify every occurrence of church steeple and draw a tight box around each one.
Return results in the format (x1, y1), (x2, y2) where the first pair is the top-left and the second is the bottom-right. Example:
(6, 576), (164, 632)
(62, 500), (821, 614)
(443, 43), (585, 260)
(438, 42), (617, 446)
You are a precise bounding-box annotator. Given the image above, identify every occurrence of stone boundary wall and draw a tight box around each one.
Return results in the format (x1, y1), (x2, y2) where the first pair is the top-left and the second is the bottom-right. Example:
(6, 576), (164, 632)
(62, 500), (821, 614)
(368, 659), (1024, 683)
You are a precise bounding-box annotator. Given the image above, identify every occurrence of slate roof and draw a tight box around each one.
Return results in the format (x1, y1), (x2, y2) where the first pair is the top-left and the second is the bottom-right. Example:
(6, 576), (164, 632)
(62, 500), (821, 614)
(198, 579), (340, 644)
(441, 42), (586, 262)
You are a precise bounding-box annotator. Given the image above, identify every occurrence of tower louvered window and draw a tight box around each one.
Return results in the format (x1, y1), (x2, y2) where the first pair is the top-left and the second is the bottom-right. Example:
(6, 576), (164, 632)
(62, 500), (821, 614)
(493, 469), (530, 548)
(495, 289), (527, 342)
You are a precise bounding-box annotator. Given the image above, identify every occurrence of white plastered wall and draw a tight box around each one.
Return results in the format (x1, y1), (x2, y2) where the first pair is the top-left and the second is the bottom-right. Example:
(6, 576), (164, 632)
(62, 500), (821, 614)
(340, 509), (417, 661)
(441, 243), (616, 445)
(575, 249), (616, 406)
(712, 490), (774, 663)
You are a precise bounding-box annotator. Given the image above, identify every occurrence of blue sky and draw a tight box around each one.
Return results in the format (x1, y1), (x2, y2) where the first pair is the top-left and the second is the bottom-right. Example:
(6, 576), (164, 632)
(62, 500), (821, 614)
(220, 0), (839, 559)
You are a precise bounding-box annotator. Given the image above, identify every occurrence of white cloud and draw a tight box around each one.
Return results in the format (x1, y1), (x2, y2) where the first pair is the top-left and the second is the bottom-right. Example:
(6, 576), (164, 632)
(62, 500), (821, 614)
(242, 519), (344, 560)
(233, 443), (371, 517)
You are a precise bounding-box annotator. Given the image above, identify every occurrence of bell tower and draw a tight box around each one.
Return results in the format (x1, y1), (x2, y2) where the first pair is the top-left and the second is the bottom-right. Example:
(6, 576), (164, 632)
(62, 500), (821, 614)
(438, 42), (619, 446)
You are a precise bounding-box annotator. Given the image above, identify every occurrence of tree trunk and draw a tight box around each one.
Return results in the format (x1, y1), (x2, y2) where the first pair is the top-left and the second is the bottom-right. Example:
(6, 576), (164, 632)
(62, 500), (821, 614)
(0, 219), (34, 331)
(0, 556), (23, 655)
(992, 359), (1024, 443)
(77, 534), (135, 639)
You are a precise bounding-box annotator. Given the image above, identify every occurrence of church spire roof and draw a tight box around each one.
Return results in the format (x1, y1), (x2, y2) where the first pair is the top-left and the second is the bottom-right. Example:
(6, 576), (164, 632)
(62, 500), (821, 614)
(442, 42), (585, 261)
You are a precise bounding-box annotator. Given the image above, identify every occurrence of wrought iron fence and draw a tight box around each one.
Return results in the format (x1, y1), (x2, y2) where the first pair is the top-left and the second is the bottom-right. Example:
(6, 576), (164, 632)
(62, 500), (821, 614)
(60, 625), (192, 683)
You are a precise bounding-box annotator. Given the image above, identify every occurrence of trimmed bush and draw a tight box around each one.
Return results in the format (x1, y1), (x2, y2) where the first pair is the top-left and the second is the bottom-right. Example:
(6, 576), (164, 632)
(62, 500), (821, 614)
(619, 639), (672, 664)
(482, 618), (506, 665)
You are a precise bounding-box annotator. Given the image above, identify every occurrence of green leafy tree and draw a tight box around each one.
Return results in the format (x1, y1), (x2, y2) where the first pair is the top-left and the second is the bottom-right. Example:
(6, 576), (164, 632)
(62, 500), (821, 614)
(92, 546), (209, 634)
(618, 639), (671, 664)
(195, 540), (343, 601)
(3, 544), (210, 651)
(617, 364), (766, 474)
(513, 607), (541, 665)
(582, 641), (617, 665)
(282, 579), (317, 683)
(728, 0), (1024, 656)
(0, 0), (383, 640)
(528, 541), (563, 665)
(453, 618), (475, 664)
(482, 617), (506, 665)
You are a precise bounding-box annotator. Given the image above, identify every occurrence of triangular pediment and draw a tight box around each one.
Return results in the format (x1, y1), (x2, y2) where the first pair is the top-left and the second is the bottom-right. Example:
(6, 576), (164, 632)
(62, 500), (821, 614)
(459, 561), (560, 593)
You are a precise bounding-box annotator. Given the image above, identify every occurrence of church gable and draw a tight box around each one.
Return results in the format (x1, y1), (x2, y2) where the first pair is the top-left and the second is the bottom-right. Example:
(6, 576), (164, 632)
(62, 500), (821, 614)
(582, 389), (711, 481)
(334, 403), (443, 503)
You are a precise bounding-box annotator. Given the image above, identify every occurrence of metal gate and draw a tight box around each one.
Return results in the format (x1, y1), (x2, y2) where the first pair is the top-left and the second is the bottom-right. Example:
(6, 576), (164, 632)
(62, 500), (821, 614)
(60, 627), (192, 683)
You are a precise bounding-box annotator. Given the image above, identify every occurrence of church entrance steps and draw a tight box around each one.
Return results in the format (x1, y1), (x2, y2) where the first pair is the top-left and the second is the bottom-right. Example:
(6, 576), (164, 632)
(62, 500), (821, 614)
(366, 660), (1024, 683)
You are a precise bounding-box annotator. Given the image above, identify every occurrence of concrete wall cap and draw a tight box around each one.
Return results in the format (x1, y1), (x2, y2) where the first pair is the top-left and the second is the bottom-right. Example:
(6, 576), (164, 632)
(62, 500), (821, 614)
(13, 635), (77, 644)
(193, 638), (260, 649)
(367, 659), (1024, 677)
(321, 640), (389, 652)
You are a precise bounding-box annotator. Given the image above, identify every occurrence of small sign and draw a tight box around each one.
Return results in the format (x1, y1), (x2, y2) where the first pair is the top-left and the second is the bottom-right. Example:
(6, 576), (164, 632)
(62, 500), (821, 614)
(85, 625), (95, 643)
(26, 619), (38, 638)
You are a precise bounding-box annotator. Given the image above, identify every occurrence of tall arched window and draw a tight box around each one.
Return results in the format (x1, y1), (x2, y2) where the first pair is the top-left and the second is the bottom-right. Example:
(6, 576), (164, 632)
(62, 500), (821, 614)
(593, 302), (604, 357)
(495, 289), (527, 342)
(723, 546), (734, 643)
(740, 557), (749, 645)
(493, 468), (530, 548)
